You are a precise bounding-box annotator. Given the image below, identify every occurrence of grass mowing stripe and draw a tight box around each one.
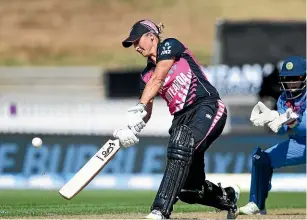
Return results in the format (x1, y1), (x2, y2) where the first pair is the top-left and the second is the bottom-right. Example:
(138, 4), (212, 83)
(0, 190), (305, 217)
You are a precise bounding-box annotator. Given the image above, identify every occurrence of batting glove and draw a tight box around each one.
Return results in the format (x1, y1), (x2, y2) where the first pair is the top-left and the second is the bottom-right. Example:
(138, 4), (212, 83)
(113, 127), (139, 148)
(127, 103), (147, 134)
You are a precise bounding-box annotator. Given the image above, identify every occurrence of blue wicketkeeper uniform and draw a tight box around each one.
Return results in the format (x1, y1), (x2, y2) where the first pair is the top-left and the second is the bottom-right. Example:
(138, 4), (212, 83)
(249, 56), (306, 212)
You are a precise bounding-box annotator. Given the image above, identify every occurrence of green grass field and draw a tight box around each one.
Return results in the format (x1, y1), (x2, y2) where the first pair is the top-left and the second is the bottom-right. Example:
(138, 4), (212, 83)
(0, 190), (305, 219)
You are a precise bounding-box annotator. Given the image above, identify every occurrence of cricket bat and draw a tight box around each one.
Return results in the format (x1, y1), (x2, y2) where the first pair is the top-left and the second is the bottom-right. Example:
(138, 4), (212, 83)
(59, 139), (121, 200)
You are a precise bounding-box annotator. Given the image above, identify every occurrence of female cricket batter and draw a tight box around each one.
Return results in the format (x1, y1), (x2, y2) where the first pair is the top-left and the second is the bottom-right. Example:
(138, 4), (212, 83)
(113, 19), (240, 219)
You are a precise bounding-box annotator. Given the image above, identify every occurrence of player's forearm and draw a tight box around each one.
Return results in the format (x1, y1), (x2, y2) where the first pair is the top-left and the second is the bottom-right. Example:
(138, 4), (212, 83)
(143, 114), (151, 123)
(142, 99), (153, 123)
(139, 77), (163, 105)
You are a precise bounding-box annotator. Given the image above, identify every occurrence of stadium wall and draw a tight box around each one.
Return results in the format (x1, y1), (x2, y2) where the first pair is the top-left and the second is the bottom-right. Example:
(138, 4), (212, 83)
(0, 133), (305, 191)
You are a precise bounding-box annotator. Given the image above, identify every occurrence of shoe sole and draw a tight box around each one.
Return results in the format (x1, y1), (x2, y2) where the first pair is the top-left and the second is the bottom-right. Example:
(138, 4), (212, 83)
(239, 209), (267, 215)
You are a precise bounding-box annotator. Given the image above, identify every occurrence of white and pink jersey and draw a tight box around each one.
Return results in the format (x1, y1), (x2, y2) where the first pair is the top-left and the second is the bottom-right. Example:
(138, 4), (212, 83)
(140, 38), (220, 115)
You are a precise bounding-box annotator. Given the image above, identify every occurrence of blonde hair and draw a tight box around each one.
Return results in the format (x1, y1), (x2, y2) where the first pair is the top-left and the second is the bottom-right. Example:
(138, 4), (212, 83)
(157, 22), (165, 41)
(145, 21), (165, 42)
(157, 22), (165, 34)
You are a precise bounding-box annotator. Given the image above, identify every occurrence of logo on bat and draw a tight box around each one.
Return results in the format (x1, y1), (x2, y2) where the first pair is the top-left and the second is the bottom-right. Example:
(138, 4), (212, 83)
(96, 142), (115, 161)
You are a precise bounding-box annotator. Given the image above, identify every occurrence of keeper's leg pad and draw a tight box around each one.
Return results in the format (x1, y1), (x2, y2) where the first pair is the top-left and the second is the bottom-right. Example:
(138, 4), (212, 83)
(249, 147), (273, 210)
(179, 180), (237, 211)
(151, 125), (195, 218)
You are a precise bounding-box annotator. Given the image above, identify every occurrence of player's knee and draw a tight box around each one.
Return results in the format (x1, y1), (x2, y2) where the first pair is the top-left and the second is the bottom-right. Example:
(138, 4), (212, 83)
(264, 144), (288, 169)
(167, 125), (195, 163)
(252, 147), (272, 167)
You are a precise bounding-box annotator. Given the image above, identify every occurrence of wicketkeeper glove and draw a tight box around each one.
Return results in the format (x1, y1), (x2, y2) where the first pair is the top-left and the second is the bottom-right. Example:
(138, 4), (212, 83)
(250, 101), (279, 126)
(268, 108), (299, 133)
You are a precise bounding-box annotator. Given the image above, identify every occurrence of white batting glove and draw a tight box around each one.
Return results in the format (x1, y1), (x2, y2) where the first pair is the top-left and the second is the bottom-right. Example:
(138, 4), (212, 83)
(113, 127), (139, 148)
(127, 103), (147, 134)
(268, 108), (299, 133)
(250, 101), (279, 126)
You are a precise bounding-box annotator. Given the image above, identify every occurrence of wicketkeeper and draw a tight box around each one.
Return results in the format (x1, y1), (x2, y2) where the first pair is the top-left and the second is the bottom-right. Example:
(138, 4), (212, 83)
(240, 56), (306, 215)
(113, 19), (240, 219)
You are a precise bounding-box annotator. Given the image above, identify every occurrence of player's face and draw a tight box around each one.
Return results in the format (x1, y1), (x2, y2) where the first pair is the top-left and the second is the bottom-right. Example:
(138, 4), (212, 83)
(281, 76), (305, 91)
(285, 81), (302, 91)
(280, 75), (306, 99)
(133, 34), (154, 57)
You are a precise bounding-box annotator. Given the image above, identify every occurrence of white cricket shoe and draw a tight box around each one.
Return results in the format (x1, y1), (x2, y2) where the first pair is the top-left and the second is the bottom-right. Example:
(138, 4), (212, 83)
(239, 202), (267, 215)
(145, 210), (167, 219)
(226, 184), (240, 219)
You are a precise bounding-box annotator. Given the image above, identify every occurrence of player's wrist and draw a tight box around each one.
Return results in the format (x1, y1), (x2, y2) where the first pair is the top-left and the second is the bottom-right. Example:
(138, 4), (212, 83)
(138, 103), (147, 109)
(286, 119), (298, 128)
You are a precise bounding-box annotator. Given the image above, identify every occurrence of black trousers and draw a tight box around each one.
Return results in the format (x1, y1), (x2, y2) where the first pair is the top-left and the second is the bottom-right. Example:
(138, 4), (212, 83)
(169, 99), (227, 190)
